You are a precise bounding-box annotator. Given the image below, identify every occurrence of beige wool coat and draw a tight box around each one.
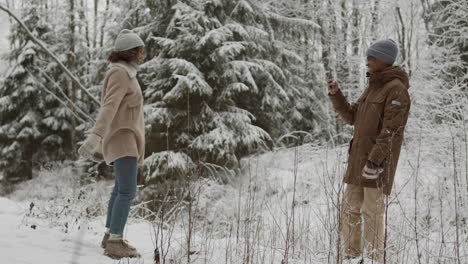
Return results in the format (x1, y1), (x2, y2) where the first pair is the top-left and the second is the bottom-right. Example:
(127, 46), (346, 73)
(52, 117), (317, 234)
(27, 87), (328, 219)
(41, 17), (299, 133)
(92, 61), (145, 165)
(329, 66), (411, 195)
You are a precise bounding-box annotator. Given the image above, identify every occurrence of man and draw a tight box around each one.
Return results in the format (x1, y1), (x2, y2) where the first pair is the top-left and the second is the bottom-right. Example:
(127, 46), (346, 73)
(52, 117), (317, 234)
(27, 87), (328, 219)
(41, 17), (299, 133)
(327, 39), (411, 263)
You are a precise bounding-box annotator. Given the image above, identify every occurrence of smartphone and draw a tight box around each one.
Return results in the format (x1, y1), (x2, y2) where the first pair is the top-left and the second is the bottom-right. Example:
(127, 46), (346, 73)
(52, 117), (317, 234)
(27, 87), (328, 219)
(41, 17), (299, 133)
(326, 71), (333, 84)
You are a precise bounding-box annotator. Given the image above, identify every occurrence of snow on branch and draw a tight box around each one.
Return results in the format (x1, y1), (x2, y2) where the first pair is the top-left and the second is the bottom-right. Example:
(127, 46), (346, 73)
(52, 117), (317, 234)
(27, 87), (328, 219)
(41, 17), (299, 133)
(225, 60), (261, 92)
(26, 69), (88, 124)
(199, 26), (233, 47)
(266, 11), (320, 29)
(190, 109), (271, 157)
(163, 73), (213, 103)
(219, 82), (250, 101)
(224, 23), (250, 39)
(166, 58), (203, 76)
(143, 151), (196, 182)
(38, 69), (94, 123)
(148, 36), (176, 51)
(231, 0), (254, 16)
(215, 41), (248, 61)
(253, 59), (287, 83)
(0, 4), (99, 106)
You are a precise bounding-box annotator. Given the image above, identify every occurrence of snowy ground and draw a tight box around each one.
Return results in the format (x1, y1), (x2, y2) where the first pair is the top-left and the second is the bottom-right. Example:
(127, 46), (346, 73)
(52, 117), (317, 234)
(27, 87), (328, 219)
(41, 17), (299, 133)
(1, 137), (467, 264)
(0, 201), (182, 264)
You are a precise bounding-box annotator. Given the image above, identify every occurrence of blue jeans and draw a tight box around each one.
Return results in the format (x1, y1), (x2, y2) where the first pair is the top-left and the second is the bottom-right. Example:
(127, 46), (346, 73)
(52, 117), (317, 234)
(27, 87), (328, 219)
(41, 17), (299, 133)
(105, 156), (137, 235)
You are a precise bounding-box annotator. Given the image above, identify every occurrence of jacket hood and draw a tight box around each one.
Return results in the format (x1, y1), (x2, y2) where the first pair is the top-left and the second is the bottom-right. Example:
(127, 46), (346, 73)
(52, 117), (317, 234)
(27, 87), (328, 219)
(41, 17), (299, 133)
(369, 66), (409, 89)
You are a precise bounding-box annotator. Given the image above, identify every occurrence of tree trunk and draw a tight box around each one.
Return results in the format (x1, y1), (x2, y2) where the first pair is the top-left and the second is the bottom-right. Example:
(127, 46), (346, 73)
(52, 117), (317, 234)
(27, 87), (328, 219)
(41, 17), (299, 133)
(68, 0), (77, 160)
(316, 0), (343, 144)
(99, 0), (109, 47)
(24, 147), (33, 181)
(351, 0), (359, 56)
(79, 0), (91, 50)
(93, 0), (98, 48)
(407, 2), (415, 77)
(395, 6), (407, 66)
(351, 0), (364, 97)
(337, 0), (349, 92)
(79, 0), (91, 83)
(370, 0), (380, 41)
(419, 0), (431, 33)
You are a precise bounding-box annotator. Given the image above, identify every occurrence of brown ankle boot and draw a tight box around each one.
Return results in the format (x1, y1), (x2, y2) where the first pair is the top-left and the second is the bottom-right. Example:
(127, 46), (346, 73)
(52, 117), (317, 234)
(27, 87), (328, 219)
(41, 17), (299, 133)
(100, 233), (109, 249)
(104, 239), (140, 259)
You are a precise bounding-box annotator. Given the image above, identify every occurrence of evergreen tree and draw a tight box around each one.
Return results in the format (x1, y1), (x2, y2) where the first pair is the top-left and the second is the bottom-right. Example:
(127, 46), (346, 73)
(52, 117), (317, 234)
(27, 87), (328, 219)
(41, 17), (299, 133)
(0, 7), (51, 184)
(134, 0), (319, 182)
(40, 0), (90, 160)
(0, 2), (88, 187)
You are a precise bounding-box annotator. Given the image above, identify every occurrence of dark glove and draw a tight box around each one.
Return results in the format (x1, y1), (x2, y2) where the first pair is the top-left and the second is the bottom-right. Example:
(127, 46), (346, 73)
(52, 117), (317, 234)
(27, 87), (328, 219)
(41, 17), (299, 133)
(362, 161), (384, 180)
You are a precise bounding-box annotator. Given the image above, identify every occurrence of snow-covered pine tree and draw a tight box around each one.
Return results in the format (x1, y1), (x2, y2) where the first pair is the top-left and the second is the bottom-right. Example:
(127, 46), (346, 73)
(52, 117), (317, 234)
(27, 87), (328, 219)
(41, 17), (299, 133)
(0, 7), (51, 185)
(40, 0), (91, 160)
(0, 1), (93, 187)
(136, 0), (318, 182)
(259, 0), (332, 141)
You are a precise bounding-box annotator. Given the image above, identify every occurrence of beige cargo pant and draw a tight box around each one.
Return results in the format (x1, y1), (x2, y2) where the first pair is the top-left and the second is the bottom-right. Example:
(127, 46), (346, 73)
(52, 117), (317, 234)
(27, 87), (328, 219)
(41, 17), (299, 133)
(340, 184), (385, 263)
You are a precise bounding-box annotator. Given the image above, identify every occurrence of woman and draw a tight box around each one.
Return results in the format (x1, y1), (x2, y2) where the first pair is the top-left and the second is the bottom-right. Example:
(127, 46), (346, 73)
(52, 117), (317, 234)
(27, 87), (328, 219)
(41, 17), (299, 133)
(78, 29), (145, 259)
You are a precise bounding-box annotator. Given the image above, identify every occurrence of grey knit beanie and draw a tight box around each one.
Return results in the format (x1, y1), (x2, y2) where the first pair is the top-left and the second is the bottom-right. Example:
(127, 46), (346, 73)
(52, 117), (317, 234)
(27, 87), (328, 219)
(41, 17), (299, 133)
(366, 39), (398, 65)
(114, 29), (145, 51)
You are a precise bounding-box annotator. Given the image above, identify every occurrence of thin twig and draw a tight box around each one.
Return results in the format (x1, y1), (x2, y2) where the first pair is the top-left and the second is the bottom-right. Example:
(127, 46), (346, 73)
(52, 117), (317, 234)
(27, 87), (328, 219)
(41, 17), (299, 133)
(26, 69), (87, 124)
(38, 69), (95, 123)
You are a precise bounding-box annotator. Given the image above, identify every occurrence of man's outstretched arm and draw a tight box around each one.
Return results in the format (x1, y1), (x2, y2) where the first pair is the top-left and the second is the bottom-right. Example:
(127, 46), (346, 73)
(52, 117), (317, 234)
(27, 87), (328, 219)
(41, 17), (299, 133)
(327, 80), (360, 125)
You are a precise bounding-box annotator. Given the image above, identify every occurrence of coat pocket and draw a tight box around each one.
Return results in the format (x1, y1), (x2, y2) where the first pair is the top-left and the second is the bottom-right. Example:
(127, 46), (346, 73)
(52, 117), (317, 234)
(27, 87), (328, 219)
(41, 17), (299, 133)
(127, 97), (142, 120)
(367, 96), (385, 105)
(365, 96), (386, 131)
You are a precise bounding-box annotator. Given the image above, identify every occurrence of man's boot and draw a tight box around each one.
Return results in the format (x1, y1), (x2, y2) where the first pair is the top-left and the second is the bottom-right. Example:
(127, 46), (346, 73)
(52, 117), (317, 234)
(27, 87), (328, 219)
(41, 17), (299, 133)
(104, 238), (140, 259)
(343, 256), (363, 264)
(362, 257), (383, 264)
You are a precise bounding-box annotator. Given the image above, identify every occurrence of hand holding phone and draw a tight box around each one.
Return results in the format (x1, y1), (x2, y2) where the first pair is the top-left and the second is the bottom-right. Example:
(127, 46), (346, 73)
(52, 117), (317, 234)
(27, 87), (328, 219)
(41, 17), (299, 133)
(326, 71), (339, 95)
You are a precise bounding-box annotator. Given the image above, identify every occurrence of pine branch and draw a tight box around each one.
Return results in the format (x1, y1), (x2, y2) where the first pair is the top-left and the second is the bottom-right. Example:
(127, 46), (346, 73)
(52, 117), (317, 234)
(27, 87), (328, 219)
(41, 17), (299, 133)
(25, 69), (88, 125)
(38, 69), (95, 123)
(266, 11), (320, 29)
(0, 4), (100, 106)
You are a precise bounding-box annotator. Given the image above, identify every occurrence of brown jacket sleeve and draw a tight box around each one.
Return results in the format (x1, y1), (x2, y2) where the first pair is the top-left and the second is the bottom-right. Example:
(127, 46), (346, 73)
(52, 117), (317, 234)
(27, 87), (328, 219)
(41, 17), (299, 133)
(92, 69), (129, 137)
(368, 85), (410, 165)
(329, 90), (360, 125)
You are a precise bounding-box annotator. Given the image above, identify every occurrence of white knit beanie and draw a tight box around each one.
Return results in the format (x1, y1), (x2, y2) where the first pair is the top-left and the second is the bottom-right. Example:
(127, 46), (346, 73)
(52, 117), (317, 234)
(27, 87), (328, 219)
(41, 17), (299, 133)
(366, 39), (399, 65)
(114, 29), (145, 51)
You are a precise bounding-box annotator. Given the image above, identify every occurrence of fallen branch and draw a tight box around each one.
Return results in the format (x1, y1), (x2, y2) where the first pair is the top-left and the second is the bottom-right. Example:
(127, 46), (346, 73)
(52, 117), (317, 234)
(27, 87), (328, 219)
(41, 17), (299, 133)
(38, 69), (95, 123)
(0, 4), (100, 106)
(26, 69), (87, 124)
